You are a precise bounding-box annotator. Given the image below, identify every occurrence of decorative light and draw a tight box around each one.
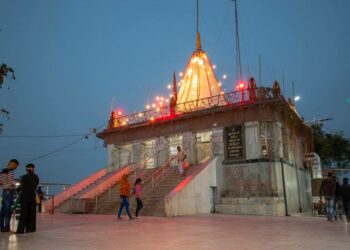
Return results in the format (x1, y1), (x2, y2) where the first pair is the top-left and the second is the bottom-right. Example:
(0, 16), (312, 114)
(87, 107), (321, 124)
(150, 117), (155, 122)
(213, 65), (217, 69)
(218, 82), (222, 87)
(165, 99), (169, 103)
(222, 74), (227, 79)
(159, 101), (163, 106)
(294, 96), (301, 101)
(117, 111), (122, 116)
(179, 72), (183, 77)
(152, 103), (156, 108)
(156, 96), (159, 101)
(167, 84), (171, 89)
(187, 68), (192, 76)
(236, 82), (245, 90)
(169, 94), (173, 98)
(138, 113), (143, 117)
(156, 107), (160, 112)
(146, 105), (150, 109)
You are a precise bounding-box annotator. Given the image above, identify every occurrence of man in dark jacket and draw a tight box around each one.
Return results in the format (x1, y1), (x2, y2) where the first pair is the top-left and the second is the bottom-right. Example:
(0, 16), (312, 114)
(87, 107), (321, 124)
(320, 172), (336, 222)
(16, 163), (39, 234)
(340, 177), (350, 222)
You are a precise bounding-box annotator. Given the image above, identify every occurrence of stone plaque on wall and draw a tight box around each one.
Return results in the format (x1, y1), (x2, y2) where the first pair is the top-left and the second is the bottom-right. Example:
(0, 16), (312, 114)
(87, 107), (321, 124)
(225, 126), (243, 160)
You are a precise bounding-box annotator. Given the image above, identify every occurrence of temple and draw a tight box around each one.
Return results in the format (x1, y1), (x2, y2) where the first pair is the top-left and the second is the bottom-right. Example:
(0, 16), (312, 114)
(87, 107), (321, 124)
(45, 30), (313, 217)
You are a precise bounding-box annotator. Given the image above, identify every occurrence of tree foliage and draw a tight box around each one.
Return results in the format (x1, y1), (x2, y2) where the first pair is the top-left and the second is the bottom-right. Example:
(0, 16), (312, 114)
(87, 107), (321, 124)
(1, 63), (15, 133)
(313, 124), (350, 168)
(0, 63), (15, 88)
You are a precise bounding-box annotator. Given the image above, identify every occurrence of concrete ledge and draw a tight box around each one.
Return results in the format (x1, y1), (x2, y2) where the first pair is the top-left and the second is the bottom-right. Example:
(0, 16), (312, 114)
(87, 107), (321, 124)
(217, 197), (285, 216)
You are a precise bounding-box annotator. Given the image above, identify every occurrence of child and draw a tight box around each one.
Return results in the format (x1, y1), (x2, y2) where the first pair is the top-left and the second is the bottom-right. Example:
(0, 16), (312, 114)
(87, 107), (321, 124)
(134, 178), (143, 218)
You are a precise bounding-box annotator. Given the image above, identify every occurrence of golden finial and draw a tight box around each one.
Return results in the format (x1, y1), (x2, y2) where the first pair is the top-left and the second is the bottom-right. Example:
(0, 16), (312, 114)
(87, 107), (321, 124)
(196, 32), (202, 50)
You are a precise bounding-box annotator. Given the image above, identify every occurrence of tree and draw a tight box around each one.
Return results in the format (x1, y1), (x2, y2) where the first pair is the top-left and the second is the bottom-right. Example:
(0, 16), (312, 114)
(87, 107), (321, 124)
(312, 124), (350, 168)
(0, 63), (15, 134)
(0, 64), (15, 88)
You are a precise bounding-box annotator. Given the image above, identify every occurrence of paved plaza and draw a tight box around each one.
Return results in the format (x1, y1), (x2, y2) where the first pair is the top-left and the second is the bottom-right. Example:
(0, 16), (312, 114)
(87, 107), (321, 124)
(1, 213), (349, 249)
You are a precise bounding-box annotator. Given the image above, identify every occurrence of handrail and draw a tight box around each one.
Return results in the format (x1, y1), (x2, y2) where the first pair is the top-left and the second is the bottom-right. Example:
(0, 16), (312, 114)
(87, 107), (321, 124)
(44, 167), (107, 211)
(92, 144), (173, 208)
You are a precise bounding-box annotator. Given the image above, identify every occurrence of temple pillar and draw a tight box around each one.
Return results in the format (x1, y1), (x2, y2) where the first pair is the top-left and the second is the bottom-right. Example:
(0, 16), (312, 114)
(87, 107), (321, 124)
(211, 128), (224, 156)
(155, 136), (169, 167)
(182, 132), (196, 164)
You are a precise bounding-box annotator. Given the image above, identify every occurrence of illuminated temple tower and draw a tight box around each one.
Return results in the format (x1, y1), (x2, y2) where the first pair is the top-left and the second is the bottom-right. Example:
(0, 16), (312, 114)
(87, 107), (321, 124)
(176, 32), (226, 112)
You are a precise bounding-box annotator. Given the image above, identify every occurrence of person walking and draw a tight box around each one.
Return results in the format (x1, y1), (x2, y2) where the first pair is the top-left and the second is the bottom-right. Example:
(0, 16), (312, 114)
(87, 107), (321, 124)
(117, 174), (133, 220)
(36, 186), (45, 213)
(320, 172), (336, 222)
(175, 146), (188, 176)
(16, 163), (39, 234)
(340, 177), (350, 222)
(0, 159), (19, 232)
(134, 178), (143, 218)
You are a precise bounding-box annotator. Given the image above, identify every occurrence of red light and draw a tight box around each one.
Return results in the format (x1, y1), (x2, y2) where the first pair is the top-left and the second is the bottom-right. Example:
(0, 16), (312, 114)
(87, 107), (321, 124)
(117, 111), (122, 116)
(236, 82), (245, 90)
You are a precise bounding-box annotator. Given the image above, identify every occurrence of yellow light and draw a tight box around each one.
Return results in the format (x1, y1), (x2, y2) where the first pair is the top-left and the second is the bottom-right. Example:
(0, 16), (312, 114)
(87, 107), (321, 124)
(169, 94), (173, 98)
(150, 117), (155, 121)
(159, 101), (163, 106)
(138, 113), (143, 117)
(187, 68), (192, 76)
(198, 59), (203, 66)
(122, 121), (126, 125)
(146, 105), (150, 109)
(160, 97), (164, 101)
(178, 82), (181, 87)
(156, 107), (160, 112)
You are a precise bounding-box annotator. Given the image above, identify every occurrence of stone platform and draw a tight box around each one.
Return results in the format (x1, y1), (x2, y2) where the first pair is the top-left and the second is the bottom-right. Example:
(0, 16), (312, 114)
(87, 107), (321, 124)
(1, 213), (349, 249)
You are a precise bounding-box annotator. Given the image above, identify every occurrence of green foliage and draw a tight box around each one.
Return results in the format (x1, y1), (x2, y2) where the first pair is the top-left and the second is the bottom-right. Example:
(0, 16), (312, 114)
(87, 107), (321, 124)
(312, 124), (350, 168)
(0, 63), (15, 88)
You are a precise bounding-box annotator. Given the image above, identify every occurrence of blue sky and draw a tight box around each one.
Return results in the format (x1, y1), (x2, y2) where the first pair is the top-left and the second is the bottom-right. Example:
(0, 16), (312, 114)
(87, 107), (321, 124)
(0, 0), (349, 185)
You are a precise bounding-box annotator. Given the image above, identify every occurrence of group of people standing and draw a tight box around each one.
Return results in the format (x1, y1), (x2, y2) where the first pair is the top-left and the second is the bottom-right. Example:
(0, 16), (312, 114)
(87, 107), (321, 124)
(0, 159), (40, 233)
(320, 172), (350, 222)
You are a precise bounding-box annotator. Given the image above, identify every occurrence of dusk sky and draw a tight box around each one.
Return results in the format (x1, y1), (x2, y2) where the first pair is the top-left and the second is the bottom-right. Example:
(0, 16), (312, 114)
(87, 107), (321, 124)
(0, 0), (349, 186)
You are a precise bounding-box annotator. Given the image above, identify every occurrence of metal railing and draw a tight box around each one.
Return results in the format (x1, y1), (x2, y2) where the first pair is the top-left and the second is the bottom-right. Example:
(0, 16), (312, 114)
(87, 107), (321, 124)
(107, 88), (255, 129)
(91, 145), (174, 212)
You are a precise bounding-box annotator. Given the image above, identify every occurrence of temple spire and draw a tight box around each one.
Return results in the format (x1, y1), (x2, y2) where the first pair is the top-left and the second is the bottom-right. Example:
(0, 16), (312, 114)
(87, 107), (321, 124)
(196, 32), (202, 50)
(173, 71), (178, 101)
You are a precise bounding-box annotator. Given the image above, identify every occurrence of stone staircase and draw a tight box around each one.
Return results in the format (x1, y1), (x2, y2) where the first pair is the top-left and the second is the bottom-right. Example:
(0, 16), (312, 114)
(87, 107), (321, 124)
(44, 167), (108, 213)
(93, 163), (198, 217)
